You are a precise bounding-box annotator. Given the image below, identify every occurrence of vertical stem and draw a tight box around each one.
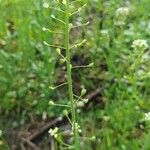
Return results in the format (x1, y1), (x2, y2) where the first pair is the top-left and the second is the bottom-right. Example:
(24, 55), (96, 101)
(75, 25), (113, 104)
(65, 0), (79, 149)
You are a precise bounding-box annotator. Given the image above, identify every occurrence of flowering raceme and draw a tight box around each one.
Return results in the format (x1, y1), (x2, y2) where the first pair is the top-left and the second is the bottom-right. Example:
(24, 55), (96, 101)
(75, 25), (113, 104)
(114, 7), (130, 26)
(116, 7), (130, 16)
(132, 39), (148, 50)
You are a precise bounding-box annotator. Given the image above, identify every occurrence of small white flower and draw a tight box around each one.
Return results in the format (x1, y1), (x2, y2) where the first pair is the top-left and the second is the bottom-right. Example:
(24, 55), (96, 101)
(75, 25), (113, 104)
(100, 29), (109, 36)
(77, 101), (84, 107)
(132, 39), (148, 50)
(83, 98), (89, 103)
(43, 2), (49, 8)
(90, 136), (96, 141)
(81, 88), (87, 96)
(48, 127), (59, 139)
(75, 123), (82, 133)
(63, 109), (68, 115)
(145, 112), (150, 121)
(62, 0), (67, 5)
(88, 62), (94, 67)
(114, 7), (130, 26)
(48, 100), (55, 105)
(56, 48), (61, 55)
(116, 7), (130, 17)
(49, 86), (55, 90)
(71, 123), (82, 134)
(42, 27), (47, 31)
(51, 15), (56, 19)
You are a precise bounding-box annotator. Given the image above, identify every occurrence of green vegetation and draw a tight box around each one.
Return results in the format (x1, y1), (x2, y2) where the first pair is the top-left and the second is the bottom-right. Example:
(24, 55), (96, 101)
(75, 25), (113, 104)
(0, 0), (150, 149)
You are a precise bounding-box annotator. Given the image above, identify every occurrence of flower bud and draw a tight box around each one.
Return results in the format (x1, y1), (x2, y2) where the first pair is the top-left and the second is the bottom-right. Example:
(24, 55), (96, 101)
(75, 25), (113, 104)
(81, 88), (87, 96)
(49, 100), (55, 105)
(56, 48), (61, 55)
(88, 63), (94, 67)
(63, 109), (68, 116)
(60, 58), (65, 64)
(49, 86), (55, 90)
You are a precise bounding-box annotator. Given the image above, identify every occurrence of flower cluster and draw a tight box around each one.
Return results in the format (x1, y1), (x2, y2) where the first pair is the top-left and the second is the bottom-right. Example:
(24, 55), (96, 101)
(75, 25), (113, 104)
(145, 112), (150, 121)
(116, 7), (130, 16)
(71, 123), (82, 135)
(100, 29), (109, 36)
(48, 127), (59, 139)
(132, 39), (148, 50)
(114, 7), (130, 26)
(43, 1), (49, 8)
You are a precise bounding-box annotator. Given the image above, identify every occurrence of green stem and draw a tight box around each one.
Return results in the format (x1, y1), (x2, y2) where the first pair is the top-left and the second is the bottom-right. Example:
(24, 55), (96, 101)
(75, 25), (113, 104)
(65, 0), (79, 149)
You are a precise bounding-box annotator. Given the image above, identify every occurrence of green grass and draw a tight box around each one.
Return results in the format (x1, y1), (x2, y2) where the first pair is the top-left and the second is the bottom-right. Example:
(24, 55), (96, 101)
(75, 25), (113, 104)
(0, 0), (150, 149)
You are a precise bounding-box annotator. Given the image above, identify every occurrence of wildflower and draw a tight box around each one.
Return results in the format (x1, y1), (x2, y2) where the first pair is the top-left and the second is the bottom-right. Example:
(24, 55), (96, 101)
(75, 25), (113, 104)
(81, 88), (87, 96)
(77, 101), (84, 107)
(48, 127), (59, 139)
(88, 62), (94, 67)
(114, 7), (130, 26)
(75, 123), (82, 133)
(103, 115), (110, 121)
(60, 58), (65, 64)
(42, 27), (47, 31)
(116, 7), (130, 16)
(49, 100), (55, 105)
(100, 29), (109, 36)
(90, 136), (96, 141)
(56, 48), (61, 55)
(145, 112), (150, 121)
(43, 1), (49, 8)
(51, 15), (56, 19)
(63, 109), (68, 116)
(83, 98), (89, 103)
(132, 39), (148, 50)
(49, 86), (55, 90)
(62, 0), (67, 5)
(71, 123), (82, 135)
